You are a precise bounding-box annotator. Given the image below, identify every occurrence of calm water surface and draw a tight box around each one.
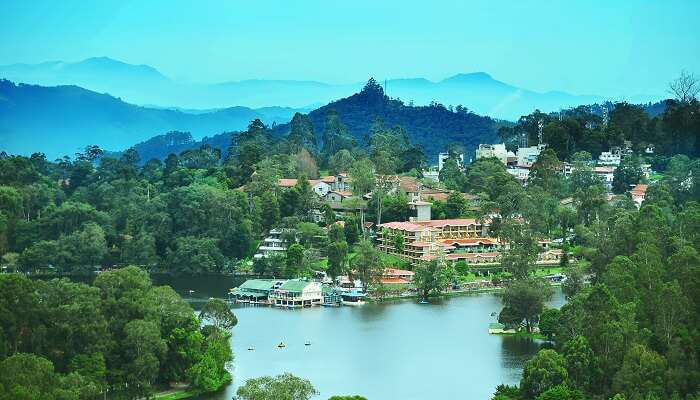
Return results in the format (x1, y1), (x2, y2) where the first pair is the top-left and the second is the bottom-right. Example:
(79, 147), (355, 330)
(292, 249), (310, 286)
(173, 277), (565, 400)
(42, 274), (564, 399)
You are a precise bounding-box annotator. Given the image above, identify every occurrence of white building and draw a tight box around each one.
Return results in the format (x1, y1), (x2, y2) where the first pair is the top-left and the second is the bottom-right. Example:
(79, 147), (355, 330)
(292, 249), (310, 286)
(438, 152), (464, 171)
(516, 145), (544, 167)
(598, 150), (621, 166)
(269, 280), (324, 307)
(254, 229), (288, 259)
(476, 143), (509, 165)
(593, 166), (616, 190)
(422, 168), (440, 182)
(507, 166), (530, 185)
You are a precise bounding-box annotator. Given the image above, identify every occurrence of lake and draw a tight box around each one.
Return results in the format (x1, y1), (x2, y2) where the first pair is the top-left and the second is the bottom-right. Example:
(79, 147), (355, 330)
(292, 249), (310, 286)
(164, 275), (565, 400)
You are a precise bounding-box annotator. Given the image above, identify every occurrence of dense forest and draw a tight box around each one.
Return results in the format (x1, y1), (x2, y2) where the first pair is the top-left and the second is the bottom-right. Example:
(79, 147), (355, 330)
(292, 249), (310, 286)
(481, 76), (700, 400)
(0, 81), (431, 275)
(0, 267), (237, 399)
(489, 178), (700, 400)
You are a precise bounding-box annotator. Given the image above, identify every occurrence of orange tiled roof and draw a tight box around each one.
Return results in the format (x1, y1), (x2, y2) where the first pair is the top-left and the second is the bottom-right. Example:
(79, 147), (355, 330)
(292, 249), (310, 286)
(379, 221), (436, 231)
(630, 184), (648, 195)
(380, 277), (411, 285)
(417, 218), (480, 228)
(384, 268), (415, 276)
(278, 178), (298, 187)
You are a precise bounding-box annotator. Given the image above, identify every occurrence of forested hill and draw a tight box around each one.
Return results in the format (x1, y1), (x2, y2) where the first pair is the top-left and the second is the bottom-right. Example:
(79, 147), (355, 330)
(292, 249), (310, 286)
(125, 80), (500, 162)
(272, 80), (500, 161)
(0, 80), (303, 159)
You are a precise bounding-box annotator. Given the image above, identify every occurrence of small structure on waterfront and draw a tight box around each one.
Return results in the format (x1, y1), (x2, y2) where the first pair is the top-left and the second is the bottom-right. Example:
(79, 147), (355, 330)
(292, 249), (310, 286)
(229, 279), (283, 304)
(488, 323), (516, 334)
(269, 279), (323, 308)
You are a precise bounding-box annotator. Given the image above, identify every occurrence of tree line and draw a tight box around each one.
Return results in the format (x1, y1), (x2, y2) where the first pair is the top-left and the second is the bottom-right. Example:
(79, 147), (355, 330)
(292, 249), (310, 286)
(0, 267), (236, 399)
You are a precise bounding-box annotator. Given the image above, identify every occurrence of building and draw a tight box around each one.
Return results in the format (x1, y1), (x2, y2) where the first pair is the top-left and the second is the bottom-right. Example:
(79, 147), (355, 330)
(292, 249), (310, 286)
(269, 280), (324, 307)
(516, 145), (544, 167)
(323, 190), (353, 203)
(228, 279), (283, 303)
(411, 200), (432, 221)
(422, 168), (440, 182)
(276, 174), (351, 198)
(476, 143), (509, 165)
(507, 165), (531, 185)
(598, 148), (622, 166)
(381, 268), (415, 285)
(377, 218), (494, 264)
(593, 166), (616, 190)
(438, 152), (464, 171)
(630, 184), (648, 207)
(254, 229), (288, 259)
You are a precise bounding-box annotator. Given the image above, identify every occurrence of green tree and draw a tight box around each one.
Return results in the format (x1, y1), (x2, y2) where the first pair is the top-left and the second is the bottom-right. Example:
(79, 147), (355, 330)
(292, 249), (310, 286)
(122, 319), (167, 398)
(445, 191), (466, 218)
(200, 298), (238, 332)
(499, 279), (553, 333)
(612, 156), (643, 194)
(521, 349), (568, 399)
(0, 353), (65, 400)
(538, 308), (560, 341)
(349, 159), (375, 196)
(236, 373), (319, 400)
(413, 259), (456, 300)
(166, 236), (225, 273)
(351, 240), (382, 292)
(562, 335), (595, 392)
(286, 243), (305, 278)
(562, 265), (585, 299)
(612, 344), (667, 400)
(260, 191), (281, 232)
(327, 240), (348, 281)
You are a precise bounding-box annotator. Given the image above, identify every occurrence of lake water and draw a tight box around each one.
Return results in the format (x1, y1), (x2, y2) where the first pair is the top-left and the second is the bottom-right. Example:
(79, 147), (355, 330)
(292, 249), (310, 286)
(167, 276), (565, 400)
(35, 274), (564, 399)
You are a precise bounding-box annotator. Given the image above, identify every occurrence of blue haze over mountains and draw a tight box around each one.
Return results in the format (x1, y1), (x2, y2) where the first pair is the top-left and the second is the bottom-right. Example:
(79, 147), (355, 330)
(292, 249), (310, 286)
(0, 57), (662, 159)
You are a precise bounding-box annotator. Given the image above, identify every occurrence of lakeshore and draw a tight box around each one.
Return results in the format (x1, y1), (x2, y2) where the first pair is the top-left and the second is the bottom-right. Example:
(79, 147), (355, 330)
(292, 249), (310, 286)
(189, 287), (566, 400)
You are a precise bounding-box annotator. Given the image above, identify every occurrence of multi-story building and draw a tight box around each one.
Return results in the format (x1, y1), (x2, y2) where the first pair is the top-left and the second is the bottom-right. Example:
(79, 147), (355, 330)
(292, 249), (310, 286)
(377, 218), (496, 264)
(516, 145), (544, 167)
(598, 148), (622, 166)
(476, 143), (509, 165)
(253, 229), (288, 259)
(269, 280), (324, 308)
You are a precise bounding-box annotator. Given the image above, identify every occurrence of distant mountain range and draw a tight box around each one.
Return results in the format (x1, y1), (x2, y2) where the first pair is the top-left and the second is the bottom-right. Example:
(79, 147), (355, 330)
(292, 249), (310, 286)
(0, 80), (307, 159)
(0, 57), (663, 121)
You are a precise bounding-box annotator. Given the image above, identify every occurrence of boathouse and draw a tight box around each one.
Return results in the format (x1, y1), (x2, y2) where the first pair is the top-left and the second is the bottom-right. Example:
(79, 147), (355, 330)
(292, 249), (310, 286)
(229, 279), (282, 304)
(269, 280), (323, 308)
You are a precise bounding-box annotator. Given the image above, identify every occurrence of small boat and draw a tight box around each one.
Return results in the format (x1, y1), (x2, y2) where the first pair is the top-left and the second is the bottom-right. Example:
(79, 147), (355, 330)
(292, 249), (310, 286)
(419, 299), (429, 304)
(277, 342), (286, 348)
(304, 341), (311, 346)
(247, 346), (255, 351)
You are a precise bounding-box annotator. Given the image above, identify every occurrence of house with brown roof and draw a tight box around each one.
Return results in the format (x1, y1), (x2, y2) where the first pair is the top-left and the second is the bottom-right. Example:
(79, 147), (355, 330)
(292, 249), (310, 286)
(630, 184), (648, 207)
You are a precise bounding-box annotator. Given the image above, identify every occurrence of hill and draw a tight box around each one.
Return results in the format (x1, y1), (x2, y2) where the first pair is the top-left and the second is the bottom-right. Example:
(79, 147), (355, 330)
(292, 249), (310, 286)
(122, 82), (500, 163)
(0, 57), (663, 120)
(0, 80), (304, 159)
(273, 81), (499, 161)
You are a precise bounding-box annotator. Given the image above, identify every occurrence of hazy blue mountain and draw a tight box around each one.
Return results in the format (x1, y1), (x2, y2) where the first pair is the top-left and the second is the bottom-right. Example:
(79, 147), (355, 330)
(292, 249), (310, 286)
(0, 80), (304, 159)
(0, 57), (663, 120)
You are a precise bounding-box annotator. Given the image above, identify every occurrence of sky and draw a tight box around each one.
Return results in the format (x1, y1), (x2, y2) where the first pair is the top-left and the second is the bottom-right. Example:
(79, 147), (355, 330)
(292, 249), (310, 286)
(0, 0), (699, 98)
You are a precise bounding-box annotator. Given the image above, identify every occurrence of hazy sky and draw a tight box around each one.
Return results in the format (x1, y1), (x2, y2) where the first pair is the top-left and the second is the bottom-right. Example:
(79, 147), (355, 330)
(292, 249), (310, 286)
(1, 0), (698, 98)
